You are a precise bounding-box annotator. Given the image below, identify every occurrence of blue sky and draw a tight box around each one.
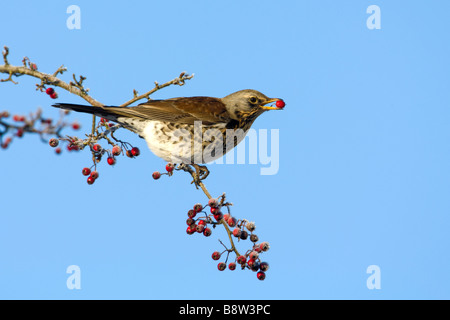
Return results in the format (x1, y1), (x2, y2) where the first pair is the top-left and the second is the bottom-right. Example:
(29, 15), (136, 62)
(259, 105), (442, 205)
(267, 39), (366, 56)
(1, 0), (450, 299)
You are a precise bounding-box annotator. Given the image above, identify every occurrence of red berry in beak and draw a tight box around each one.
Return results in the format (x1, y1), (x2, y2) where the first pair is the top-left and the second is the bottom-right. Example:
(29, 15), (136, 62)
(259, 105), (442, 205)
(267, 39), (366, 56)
(275, 99), (285, 109)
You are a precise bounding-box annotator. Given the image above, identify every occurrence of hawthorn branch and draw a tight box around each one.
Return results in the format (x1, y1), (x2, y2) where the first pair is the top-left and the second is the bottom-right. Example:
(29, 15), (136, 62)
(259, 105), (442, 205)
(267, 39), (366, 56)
(119, 72), (194, 107)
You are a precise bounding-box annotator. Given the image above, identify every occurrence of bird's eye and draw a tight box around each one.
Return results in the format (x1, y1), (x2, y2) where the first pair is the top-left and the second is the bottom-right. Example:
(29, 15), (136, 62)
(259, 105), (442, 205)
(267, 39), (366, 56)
(248, 96), (258, 104)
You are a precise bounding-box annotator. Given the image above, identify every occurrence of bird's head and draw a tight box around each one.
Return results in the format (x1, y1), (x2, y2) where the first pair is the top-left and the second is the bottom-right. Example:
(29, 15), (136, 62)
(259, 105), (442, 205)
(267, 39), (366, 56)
(221, 89), (284, 121)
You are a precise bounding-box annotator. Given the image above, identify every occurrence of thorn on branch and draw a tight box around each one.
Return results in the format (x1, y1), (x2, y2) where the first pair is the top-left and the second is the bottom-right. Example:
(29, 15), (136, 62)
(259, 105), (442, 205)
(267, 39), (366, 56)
(52, 65), (67, 77)
(2, 46), (9, 65)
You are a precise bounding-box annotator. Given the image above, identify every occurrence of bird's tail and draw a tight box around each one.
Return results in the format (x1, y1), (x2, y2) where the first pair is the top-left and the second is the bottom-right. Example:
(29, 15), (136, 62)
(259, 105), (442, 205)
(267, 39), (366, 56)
(52, 103), (121, 122)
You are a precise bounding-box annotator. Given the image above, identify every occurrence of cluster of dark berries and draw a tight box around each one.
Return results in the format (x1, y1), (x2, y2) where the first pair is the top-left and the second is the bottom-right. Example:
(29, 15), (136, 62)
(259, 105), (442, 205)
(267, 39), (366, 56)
(152, 162), (175, 180)
(45, 87), (58, 99)
(185, 197), (270, 280)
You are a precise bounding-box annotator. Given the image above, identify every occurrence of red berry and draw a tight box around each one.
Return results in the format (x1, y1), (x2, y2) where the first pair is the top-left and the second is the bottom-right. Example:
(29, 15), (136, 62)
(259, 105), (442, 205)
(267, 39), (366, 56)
(193, 203), (203, 213)
(13, 115), (25, 122)
(196, 224), (205, 233)
(107, 157), (116, 165)
(217, 262), (226, 271)
(203, 227), (212, 237)
(198, 219), (207, 226)
(67, 144), (79, 151)
(208, 198), (218, 208)
(249, 251), (259, 260)
(45, 88), (54, 95)
(227, 216), (237, 227)
(72, 122), (80, 130)
(186, 218), (195, 226)
(92, 144), (102, 152)
(90, 171), (99, 180)
(126, 150), (133, 158)
(260, 262), (269, 272)
(275, 99), (285, 109)
(186, 225), (196, 235)
(247, 259), (257, 268)
(210, 206), (219, 214)
(49, 138), (59, 148)
(236, 255), (246, 265)
(257, 271), (266, 280)
(260, 242), (270, 252)
(211, 251), (221, 261)
(112, 145), (122, 156)
(15, 129), (24, 138)
(152, 171), (161, 180)
(87, 176), (95, 185)
(232, 228), (241, 238)
(213, 212), (223, 221)
(228, 262), (236, 271)
(50, 92), (58, 99)
(187, 209), (196, 218)
(82, 167), (91, 176)
(100, 118), (108, 123)
(165, 162), (174, 173)
(131, 147), (140, 157)
(55, 147), (61, 154)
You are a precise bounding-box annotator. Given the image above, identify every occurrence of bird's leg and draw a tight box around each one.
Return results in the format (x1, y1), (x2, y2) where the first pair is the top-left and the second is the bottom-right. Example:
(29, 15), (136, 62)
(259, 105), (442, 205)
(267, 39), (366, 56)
(176, 164), (209, 189)
(192, 164), (210, 182)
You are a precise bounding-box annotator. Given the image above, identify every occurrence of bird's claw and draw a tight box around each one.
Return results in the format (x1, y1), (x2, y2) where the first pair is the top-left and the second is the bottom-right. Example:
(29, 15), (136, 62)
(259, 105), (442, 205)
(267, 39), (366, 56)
(176, 163), (209, 189)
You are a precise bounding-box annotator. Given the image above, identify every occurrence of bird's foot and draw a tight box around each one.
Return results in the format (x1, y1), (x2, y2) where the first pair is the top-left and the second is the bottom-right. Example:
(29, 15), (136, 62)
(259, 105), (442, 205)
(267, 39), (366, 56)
(192, 164), (210, 182)
(176, 164), (209, 189)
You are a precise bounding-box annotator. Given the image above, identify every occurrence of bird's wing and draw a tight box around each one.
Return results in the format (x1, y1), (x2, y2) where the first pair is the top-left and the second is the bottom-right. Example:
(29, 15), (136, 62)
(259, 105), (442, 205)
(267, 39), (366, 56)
(107, 97), (231, 125)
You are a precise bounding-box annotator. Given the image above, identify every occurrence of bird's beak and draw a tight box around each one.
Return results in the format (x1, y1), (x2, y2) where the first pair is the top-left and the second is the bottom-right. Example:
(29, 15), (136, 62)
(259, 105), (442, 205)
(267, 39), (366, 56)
(260, 98), (283, 110)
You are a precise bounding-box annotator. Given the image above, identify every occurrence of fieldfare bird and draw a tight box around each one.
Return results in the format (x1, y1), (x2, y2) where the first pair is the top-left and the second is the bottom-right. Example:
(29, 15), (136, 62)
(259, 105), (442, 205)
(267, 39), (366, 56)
(52, 89), (284, 180)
